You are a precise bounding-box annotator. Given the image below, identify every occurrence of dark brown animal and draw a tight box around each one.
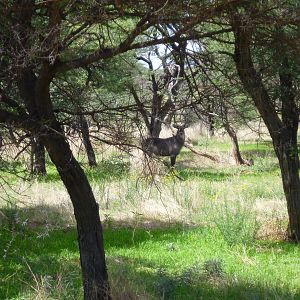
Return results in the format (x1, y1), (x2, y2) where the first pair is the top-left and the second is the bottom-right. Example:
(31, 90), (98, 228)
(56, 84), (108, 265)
(143, 124), (187, 166)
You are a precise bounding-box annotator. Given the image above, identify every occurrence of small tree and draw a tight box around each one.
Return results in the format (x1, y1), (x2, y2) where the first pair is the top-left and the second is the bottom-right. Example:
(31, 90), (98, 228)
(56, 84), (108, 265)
(230, 3), (300, 239)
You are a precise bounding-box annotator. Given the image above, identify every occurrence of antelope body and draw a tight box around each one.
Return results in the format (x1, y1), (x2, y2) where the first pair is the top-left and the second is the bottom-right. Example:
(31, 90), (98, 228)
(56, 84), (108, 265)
(143, 125), (186, 166)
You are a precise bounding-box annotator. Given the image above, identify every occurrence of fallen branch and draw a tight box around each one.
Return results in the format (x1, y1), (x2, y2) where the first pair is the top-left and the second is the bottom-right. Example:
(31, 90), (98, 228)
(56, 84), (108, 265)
(184, 142), (218, 162)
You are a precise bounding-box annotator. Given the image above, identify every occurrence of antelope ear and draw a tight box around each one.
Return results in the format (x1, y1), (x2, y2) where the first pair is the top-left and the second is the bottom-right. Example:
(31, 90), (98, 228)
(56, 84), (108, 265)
(173, 124), (179, 129)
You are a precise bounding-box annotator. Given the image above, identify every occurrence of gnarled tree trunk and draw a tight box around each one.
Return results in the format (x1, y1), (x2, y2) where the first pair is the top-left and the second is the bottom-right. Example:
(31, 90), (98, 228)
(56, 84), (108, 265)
(42, 130), (109, 299)
(78, 115), (97, 167)
(224, 124), (245, 165)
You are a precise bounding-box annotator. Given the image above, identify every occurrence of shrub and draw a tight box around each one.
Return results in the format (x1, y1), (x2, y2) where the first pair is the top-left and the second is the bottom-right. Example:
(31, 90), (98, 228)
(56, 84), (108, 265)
(206, 199), (260, 245)
(203, 259), (224, 279)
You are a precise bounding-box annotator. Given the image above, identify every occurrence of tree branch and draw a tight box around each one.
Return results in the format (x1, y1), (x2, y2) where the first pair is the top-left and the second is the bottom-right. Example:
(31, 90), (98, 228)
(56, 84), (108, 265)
(130, 86), (150, 129)
(54, 12), (155, 73)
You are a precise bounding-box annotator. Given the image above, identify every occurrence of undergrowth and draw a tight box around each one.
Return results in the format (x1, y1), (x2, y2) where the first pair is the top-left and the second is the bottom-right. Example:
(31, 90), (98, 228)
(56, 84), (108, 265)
(0, 224), (300, 300)
(0, 139), (297, 299)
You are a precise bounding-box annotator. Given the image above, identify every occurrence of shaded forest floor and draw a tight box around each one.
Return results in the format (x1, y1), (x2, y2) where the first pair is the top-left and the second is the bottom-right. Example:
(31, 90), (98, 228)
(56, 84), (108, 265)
(1, 138), (300, 299)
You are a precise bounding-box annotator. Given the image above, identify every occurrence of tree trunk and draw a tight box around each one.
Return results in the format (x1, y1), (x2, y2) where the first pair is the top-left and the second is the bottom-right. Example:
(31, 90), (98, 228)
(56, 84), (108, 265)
(225, 125), (244, 165)
(78, 115), (97, 167)
(274, 132), (300, 241)
(149, 117), (162, 138)
(207, 112), (215, 138)
(31, 134), (46, 175)
(42, 126), (110, 299)
(277, 61), (300, 240)
(34, 68), (110, 299)
(232, 17), (300, 240)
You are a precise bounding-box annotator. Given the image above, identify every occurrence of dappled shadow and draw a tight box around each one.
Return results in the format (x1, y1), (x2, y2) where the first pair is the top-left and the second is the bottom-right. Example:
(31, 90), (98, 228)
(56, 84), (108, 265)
(242, 149), (275, 158)
(0, 226), (80, 299)
(239, 140), (300, 157)
(1, 217), (299, 300)
(0, 159), (25, 172)
(104, 224), (199, 250)
(109, 255), (300, 300)
(174, 159), (280, 180)
(106, 226), (300, 299)
(0, 204), (74, 229)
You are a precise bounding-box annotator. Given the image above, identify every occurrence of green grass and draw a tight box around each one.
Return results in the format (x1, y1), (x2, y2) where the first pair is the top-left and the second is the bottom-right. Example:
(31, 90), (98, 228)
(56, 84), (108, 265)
(1, 224), (300, 299)
(35, 155), (131, 183)
(0, 139), (298, 299)
(193, 138), (275, 154)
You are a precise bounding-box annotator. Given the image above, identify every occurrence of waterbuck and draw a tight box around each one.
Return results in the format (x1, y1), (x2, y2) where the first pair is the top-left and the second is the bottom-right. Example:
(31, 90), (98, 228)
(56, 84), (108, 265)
(143, 124), (187, 167)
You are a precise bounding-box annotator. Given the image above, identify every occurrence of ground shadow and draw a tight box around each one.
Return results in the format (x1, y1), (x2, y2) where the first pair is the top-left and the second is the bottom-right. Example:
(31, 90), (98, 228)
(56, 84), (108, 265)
(109, 255), (300, 300)
(1, 213), (299, 299)
(175, 155), (280, 180)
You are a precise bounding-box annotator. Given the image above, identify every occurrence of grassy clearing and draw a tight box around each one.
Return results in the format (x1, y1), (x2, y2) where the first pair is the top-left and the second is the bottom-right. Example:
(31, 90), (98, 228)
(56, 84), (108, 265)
(1, 138), (299, 299)
(1, 223), (300, 300)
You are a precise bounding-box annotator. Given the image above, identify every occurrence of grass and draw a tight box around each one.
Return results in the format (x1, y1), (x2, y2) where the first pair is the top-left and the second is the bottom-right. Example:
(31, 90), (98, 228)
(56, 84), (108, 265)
(1, 223), (300, 299)
(0, 138), (299, 299)
(193, 138), (274, 154)
(33, 154), (131, 183)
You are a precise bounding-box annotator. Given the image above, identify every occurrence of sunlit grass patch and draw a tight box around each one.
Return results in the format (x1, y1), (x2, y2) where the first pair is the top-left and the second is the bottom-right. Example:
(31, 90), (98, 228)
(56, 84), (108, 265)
(36, 155), (131, 184)
(1, 225), (299, 300)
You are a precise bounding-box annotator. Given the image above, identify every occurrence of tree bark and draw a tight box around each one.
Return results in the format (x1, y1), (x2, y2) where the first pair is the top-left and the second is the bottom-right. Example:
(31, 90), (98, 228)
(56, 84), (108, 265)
(274, 132), (300, 241)
(276, 60), (300, 240)
(207, 115), (215, 138)
(149, 117), (162, 138)
(17, 69), (47, 175)
(224, 125), (245, 165)
(43, 132), (110, 298)
(78, 115), (97, 167)
(31, 134), (46, 175)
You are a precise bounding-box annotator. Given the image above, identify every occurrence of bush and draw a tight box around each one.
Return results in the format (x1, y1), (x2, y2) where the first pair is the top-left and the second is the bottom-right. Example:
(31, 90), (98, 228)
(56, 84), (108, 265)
(206, 199), (260, 245)
(203, 259), (224, 279)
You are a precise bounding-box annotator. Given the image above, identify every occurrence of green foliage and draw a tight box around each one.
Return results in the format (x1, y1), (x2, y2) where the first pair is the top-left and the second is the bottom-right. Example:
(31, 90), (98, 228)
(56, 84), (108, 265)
(89, 155), (131, 181)
(206, 199), (260, 245)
